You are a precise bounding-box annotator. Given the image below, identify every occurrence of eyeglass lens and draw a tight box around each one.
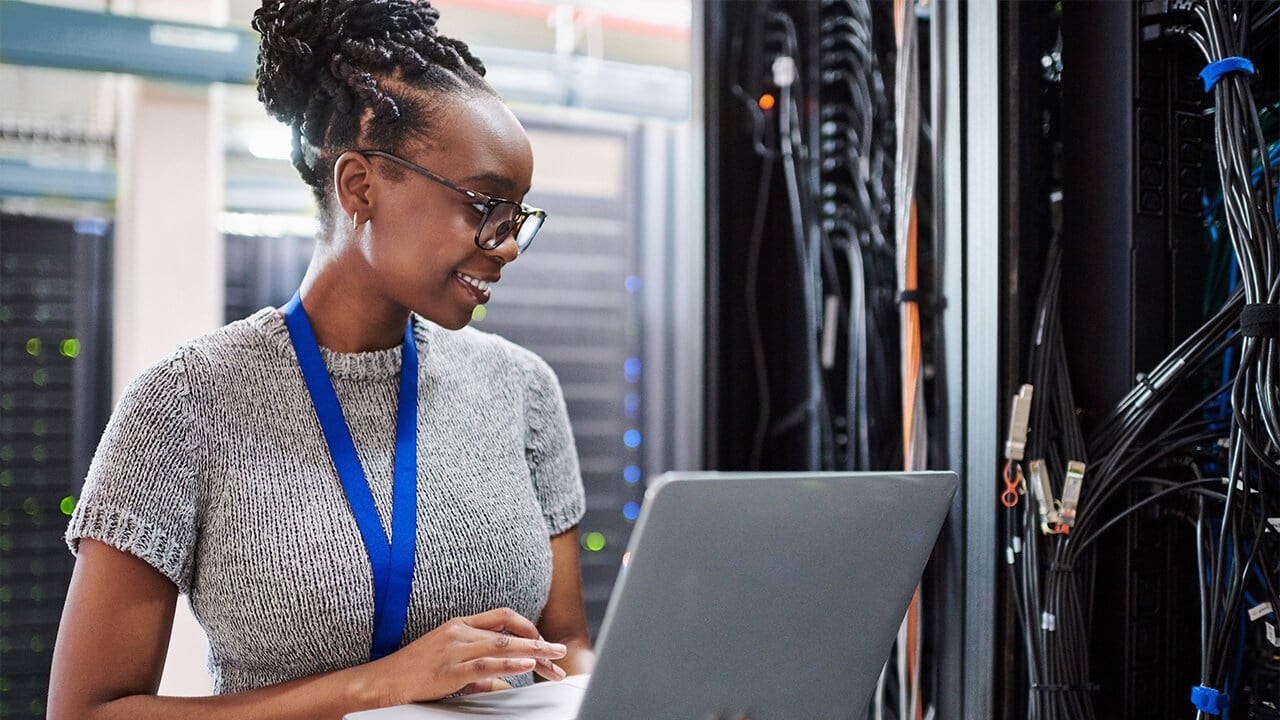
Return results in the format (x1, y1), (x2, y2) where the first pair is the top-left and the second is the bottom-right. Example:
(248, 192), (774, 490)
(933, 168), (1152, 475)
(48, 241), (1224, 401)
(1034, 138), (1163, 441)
(480, 202), (543, 252)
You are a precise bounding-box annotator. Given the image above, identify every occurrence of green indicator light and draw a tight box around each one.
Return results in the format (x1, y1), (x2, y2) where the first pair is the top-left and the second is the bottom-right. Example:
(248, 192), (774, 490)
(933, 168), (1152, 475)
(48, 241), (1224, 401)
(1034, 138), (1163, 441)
(60, 496), (77, 515)
(471, 305), (487, 322)
(584, 532), (606, 552)
(22, 498), (37, 516)
(25, 338), (41, 356)
(61, 338), (81, 358)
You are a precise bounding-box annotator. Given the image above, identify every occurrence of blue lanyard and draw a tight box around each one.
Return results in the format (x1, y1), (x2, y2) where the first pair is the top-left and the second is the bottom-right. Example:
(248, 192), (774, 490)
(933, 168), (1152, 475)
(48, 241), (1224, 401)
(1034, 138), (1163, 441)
(283, 291), (418, 660)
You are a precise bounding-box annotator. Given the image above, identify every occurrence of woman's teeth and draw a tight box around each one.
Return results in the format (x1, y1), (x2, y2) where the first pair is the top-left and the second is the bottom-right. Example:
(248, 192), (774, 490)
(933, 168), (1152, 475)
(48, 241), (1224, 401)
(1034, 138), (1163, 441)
(455, 273), (491, 292)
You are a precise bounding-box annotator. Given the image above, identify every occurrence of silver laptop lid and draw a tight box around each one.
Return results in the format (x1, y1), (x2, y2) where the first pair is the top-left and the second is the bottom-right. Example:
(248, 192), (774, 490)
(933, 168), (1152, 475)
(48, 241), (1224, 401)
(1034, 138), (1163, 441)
(577, 470), (958, 720)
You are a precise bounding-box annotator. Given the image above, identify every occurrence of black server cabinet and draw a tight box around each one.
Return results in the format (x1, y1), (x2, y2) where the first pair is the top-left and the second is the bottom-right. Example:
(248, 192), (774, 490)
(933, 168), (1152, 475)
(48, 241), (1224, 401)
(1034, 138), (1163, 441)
(0, 214), (112, 720)
(703, 0), (906, 474)
(1054, 2), (1219, 716)
(703, 1), (827, 472)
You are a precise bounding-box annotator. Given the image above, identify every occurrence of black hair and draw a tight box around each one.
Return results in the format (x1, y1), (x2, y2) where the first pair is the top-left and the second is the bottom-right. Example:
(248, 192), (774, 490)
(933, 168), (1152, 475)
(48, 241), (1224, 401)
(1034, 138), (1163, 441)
(252, 0), (493, 208)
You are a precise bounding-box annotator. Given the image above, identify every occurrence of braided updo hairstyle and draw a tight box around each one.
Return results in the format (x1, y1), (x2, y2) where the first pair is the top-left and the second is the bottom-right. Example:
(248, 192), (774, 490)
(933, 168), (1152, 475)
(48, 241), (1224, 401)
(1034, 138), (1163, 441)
(253, 0), (493, 210)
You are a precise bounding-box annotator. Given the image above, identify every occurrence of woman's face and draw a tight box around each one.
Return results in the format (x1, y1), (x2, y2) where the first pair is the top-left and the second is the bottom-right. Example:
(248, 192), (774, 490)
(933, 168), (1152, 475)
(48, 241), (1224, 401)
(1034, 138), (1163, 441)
(355, 92), (534, 330)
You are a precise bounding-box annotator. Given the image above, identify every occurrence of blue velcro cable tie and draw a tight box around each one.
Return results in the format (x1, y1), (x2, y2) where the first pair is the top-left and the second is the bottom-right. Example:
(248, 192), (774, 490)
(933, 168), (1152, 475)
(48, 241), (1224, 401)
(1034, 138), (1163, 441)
(1191, 685), (1229, 714)
(1201, 57), (1255, 92)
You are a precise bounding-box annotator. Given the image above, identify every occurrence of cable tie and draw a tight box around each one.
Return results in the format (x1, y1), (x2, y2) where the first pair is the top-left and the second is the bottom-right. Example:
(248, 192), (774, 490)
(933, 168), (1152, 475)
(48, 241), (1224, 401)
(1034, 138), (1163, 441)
(1240, 303), (1280, 338)
(1200, 56), (1255, 92)
(897, 289), (948, 312)
(1190, 685), (1229, 715)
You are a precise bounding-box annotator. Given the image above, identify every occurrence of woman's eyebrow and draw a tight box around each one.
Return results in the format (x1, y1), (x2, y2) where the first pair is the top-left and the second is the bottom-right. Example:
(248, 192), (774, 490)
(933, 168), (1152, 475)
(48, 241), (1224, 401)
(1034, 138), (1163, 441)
(462, 171), (519, 194)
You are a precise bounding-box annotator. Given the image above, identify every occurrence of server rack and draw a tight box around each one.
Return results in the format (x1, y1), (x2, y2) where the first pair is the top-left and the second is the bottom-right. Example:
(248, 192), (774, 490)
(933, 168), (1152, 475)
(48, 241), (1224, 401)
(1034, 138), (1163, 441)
(994, 1), (1280, 717)
(0, 213), (112, 720)
(701, 1), (970, 715)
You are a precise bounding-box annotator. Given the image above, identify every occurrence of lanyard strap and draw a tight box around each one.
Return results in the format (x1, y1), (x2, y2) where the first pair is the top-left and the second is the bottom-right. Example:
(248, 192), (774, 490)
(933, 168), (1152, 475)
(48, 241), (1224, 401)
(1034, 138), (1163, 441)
(283, 291), (418, 660)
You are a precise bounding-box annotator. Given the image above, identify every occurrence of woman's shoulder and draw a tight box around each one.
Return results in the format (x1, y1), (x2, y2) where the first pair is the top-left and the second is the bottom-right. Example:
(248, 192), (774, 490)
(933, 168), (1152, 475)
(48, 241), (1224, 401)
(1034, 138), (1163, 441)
(123, 308), (287, 395)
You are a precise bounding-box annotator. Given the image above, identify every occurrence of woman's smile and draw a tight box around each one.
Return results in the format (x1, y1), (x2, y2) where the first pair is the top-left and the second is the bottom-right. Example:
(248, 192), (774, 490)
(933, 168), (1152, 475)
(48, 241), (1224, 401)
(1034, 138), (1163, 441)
(454, 270), (495, 303)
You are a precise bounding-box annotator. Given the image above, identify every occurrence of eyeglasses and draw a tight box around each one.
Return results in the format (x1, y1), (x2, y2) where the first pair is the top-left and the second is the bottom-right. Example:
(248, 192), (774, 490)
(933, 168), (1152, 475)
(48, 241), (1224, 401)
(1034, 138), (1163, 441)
(359, 149), (546, 254)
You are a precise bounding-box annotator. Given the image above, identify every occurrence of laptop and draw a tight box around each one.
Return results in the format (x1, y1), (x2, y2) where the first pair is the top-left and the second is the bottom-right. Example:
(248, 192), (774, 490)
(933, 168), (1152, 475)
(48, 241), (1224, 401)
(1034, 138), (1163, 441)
(347, 470), (959, 720)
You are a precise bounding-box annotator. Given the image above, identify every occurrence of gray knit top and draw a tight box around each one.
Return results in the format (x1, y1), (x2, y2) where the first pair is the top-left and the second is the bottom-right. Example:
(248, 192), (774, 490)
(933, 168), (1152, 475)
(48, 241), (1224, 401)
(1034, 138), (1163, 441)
(65, 307), (585, 693)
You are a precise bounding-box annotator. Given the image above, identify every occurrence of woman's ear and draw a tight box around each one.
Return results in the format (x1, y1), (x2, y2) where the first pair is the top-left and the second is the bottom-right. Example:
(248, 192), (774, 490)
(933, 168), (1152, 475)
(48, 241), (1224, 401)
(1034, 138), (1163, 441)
(333, 151), (374, 225)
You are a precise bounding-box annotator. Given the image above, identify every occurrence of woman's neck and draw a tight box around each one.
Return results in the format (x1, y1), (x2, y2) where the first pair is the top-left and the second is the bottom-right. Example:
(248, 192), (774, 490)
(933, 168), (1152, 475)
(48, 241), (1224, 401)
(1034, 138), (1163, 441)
(293, 253), (411, 354)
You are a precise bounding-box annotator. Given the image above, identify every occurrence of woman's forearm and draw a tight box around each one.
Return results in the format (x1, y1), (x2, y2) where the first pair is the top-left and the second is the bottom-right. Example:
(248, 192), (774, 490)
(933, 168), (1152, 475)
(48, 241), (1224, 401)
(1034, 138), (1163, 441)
(67, 661), (388, 720)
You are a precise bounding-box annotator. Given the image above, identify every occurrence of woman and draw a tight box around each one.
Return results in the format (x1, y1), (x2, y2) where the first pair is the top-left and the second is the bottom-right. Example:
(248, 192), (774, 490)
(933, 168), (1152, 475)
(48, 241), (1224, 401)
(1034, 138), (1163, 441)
(48, 1), (594, 717)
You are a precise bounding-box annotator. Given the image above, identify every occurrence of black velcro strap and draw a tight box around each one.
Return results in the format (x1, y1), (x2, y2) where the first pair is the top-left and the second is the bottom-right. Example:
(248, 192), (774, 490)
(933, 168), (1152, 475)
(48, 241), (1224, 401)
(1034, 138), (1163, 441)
(898, 290), (948, 311)
(1241, 303), (1280, 338)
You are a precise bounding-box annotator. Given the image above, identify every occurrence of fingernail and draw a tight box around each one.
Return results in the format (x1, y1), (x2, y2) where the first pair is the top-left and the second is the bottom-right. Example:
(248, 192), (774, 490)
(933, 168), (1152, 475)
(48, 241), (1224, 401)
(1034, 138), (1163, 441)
(551, 643), (567, 653)
(554, 663), (567, 678)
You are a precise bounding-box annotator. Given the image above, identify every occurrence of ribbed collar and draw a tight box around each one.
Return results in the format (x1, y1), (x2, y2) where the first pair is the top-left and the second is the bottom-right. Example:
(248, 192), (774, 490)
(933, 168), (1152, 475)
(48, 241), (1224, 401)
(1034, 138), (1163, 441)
(248, 306), (433, 380)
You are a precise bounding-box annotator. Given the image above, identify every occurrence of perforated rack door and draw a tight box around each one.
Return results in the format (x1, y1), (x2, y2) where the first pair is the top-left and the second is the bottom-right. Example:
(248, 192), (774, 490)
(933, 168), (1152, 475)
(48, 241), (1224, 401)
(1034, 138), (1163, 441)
(0, 214), (112, 720)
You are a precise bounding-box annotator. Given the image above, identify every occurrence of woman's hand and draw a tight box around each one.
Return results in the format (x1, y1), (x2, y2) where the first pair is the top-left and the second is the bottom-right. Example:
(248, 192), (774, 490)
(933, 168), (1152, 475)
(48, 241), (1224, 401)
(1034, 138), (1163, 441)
(367, 607), (568, 705)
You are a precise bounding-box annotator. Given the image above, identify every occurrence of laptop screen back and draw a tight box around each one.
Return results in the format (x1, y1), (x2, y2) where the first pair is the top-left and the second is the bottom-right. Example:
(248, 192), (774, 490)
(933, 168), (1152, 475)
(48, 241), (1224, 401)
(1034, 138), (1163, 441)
(577, 471), (959, 720)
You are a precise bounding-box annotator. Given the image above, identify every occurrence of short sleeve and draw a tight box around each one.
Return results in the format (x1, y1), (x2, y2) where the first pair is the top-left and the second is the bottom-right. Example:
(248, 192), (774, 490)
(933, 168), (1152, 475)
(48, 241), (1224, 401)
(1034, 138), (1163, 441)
(65, 351), (202, 594)
(521, 353), (585, 536)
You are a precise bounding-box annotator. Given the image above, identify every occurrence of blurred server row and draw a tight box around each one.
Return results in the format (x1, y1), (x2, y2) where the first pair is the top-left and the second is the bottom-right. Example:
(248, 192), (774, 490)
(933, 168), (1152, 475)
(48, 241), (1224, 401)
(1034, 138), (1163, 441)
(0, 215), (112, 719)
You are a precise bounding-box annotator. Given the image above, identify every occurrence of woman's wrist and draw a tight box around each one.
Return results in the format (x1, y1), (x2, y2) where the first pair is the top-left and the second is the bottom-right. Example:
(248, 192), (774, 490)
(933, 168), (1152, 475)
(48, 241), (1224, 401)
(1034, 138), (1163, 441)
(345, 658), (399, 711)
(559, 641), (596, 677)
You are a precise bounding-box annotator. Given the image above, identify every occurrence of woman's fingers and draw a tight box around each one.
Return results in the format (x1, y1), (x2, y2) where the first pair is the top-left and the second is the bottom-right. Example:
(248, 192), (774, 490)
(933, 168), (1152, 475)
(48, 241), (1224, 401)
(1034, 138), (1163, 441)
(533, 657), (568, 682)
(466, 607), (542, 639)
(396, 609), (571, 700)
(466, 656), (537, 678)
(486, 632), (567, 660)
(459, 677), (515, 695)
